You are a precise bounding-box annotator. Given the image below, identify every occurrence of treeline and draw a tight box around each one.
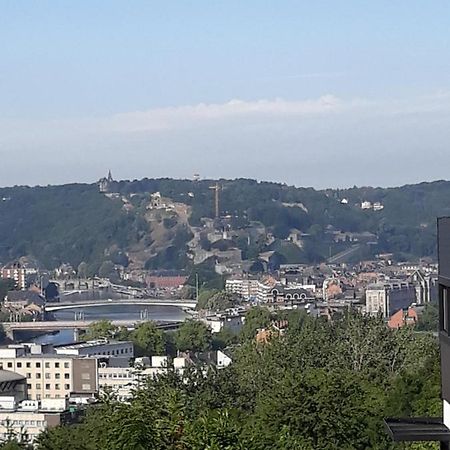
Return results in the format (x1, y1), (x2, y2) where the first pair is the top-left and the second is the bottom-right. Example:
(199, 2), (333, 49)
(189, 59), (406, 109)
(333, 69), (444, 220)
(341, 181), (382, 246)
(1, 178), (450, 271)
(0, 310), (438, 450)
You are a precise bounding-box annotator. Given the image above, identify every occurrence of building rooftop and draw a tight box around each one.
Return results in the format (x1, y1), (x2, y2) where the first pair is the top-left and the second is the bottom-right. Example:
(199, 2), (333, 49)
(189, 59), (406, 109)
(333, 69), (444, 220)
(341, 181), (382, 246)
(55, 339), (132, 350)
(0, 370), (25, 383)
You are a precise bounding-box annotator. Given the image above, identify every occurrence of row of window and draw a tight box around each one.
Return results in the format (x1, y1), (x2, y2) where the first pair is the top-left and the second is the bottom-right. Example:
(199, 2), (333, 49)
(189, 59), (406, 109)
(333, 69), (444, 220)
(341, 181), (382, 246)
(99, 373), (133, 379)
(88, 347), (132, 356)
(27, 383), (70, 391)
(1, 361), (70, 370)
(26, 373), (70, 380)
(0, 420), (46, 427)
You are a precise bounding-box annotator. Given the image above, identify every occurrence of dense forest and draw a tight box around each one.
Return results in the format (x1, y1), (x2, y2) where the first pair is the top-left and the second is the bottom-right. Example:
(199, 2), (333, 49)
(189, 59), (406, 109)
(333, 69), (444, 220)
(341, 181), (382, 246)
(0, 178), (448, 272)
(0, 309), (438, 449)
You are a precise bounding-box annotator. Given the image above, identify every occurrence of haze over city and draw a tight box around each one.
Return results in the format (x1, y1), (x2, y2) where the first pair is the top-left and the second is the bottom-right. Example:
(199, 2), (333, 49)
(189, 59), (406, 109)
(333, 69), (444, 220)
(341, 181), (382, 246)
(1, 1), (450, 188)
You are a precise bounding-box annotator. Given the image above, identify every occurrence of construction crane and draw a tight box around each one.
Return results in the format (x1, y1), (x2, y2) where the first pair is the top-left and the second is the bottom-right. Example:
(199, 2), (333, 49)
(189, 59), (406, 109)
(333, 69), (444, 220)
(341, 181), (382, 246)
(209, 183), (221, 219)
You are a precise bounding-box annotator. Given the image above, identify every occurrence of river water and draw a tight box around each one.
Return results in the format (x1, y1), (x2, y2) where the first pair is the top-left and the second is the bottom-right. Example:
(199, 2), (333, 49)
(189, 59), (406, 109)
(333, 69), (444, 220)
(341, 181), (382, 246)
(30, 290), (189, 345)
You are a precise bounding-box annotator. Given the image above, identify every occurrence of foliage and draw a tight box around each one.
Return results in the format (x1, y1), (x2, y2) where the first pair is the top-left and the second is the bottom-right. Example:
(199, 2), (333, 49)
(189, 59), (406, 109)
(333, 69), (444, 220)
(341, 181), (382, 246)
(175, 320), (212, 352)
(84, 320), (117, 340)
(37, 310), (440, 450)
(130, 322), (166, 357)
(240, 307), (272, 342)
(1, 178), (449, 271)
(416, 302), (439, 332)
(0, 279), (16, 300)
(197, 290), (238, 312)
(0, 184), (144, 271)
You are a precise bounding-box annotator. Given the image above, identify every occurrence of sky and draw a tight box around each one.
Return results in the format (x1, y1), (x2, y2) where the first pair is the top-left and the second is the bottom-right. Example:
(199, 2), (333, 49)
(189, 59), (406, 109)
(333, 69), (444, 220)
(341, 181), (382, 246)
(1, 1), (450, 188)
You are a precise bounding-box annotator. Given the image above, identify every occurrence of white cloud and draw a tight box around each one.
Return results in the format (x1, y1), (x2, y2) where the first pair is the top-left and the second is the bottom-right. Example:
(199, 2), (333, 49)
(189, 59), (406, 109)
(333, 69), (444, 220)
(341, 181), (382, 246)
(1, 91), (450, 188)
(102, 95), (347, 133)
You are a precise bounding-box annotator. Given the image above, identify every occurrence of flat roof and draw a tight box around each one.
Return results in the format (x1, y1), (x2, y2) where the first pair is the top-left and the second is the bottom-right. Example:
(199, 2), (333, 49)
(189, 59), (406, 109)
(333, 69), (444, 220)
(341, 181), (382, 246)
(385, 418), (450, 442)
(55, 340), (132, 350)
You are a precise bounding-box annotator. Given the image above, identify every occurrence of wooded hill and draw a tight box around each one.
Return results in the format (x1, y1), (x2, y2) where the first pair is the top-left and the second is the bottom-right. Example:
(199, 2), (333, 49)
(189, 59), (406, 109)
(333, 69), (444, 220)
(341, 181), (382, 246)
(0, 178), (447, 273)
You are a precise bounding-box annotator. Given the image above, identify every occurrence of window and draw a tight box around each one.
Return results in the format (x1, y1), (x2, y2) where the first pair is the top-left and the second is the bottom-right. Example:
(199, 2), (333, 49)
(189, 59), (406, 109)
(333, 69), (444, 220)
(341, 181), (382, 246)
(26, 362), (31, 368)
(36, 373), (41, 379)
(55, 362), (60, 368)
(45, 373), (50, 379)
(36, 383), (41, 389)
(7, 363), (12, 368)
(64, 384), (70, 390)
(45, 384), (50, 390)
(82, 383), (91, 390)
(27, 384), (31, 389)
(45, 362), (50, 368)
(64, 362), (69, 369)
(55, 384), (60, 390)
(64, 373), (70, 379)
(55, 373), (60, 379)
(36, 362), (41, 368)
(26, 373), (31, 379)
(17, 362), (22, 368)
(441, 285), (450, 333)
(81, 373), (90, 380)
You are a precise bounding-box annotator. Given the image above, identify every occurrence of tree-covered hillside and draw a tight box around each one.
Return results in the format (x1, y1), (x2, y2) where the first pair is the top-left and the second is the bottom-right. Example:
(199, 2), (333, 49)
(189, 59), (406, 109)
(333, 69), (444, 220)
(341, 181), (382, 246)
(0, 184), (146, 272)
(0, 178), (448, 271)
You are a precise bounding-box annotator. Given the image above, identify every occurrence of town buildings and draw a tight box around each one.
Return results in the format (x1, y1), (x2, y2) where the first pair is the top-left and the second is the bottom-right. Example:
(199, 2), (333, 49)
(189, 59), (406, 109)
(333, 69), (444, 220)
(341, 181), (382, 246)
(0, 369), (78, 444)
(365, 281), (416, 318)
(1, 262), (37, 290)
(0, 346), (98, 402)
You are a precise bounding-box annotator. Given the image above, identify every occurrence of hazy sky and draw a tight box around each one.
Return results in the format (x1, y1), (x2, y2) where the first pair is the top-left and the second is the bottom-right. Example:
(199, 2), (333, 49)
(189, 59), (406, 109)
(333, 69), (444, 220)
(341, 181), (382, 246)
(1, 1), (450, 188)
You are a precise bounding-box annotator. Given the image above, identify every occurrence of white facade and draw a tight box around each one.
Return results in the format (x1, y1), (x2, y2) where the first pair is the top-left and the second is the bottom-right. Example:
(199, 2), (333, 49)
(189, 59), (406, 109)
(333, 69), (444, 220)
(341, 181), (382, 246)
(55, 339), (134, 360)
(225, 278), (259, 300)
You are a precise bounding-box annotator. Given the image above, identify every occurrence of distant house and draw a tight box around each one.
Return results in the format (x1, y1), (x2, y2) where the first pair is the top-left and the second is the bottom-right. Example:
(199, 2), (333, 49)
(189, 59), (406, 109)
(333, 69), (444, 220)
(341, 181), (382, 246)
(4, 291), (45, 308)
(388, 307), (418, 329)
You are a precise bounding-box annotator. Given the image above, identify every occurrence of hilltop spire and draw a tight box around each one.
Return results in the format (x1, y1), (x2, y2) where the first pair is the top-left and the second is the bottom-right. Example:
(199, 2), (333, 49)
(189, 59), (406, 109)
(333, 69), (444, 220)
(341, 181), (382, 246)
(107, 170), (113, 182)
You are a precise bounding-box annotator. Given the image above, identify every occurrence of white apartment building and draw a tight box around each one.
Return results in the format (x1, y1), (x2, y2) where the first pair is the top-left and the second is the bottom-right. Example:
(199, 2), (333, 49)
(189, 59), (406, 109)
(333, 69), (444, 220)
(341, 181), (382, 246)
(0, 370), (69, 443)
(98, 356), (188, 401)
(0, 347), (97, 401)
(225, 278), (259, 300)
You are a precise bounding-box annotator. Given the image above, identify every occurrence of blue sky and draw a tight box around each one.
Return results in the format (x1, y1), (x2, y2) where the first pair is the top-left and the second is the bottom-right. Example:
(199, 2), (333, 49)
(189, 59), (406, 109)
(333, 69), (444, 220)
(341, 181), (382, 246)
(1, 1), (450, 187)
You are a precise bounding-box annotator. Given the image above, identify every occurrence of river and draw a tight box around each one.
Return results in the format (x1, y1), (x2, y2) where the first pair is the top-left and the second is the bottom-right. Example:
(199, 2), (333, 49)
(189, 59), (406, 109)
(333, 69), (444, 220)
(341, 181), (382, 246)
(30, 290), (189, 345)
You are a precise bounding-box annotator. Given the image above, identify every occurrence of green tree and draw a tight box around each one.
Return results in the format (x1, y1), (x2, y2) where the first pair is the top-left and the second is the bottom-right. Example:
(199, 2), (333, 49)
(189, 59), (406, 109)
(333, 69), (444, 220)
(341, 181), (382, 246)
(416, 302), (439, 332)
(85, 320), (117, 340)
(240, 307), (272, 342)
(0, 279), (16, 300)
(131, 321), (165, 357)
(98, 261), (115, 279)
(175, 320), (212, 352)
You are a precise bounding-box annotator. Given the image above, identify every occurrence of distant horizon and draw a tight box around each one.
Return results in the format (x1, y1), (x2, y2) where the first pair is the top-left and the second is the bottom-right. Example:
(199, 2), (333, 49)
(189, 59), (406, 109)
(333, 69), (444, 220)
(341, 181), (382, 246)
(1, 174), (449, 192)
